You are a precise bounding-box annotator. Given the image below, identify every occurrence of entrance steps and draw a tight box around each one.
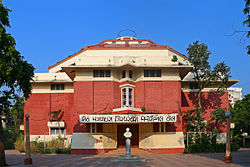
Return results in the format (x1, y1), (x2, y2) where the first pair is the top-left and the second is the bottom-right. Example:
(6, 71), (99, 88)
(104, 148), (151, 156)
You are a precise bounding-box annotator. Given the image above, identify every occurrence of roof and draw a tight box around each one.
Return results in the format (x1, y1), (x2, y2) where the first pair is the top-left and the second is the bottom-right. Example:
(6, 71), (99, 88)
(48, 37), (189, 70)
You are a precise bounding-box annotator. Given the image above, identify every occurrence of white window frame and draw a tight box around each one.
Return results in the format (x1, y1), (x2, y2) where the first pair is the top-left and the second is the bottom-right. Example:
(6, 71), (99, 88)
(49, 127), (66, 135)
(51, 84), (65, 91)
(121, 86), (134, 108)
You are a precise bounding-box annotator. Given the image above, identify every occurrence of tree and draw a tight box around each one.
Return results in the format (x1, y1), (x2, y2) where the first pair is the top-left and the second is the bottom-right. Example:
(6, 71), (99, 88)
(49, 109), (63, 136)
(186, 41), (231, 132)
(10, 97), (24, 137)
(243, 0), (250, 54)
(231, 94), (250, 136)
(208, 108), (226, 134)
(0, 1), (34, 166)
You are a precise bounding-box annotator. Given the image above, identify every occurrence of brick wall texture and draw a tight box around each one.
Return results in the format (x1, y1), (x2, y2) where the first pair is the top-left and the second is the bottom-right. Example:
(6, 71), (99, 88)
(24, 81), (230, 134)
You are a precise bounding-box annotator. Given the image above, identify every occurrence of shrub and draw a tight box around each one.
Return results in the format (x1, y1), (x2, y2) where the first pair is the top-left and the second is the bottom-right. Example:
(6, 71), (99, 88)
(15, 136), (70, 154)
(15, 138), (25, 152)
(185, 143), (239, 153)
(3, 128), (16, 149)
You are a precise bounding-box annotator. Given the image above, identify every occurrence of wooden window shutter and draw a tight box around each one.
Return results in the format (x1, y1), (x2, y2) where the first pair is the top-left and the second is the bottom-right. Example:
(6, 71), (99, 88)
(153, 123), (159, 132)
(96, 123), (103, 132)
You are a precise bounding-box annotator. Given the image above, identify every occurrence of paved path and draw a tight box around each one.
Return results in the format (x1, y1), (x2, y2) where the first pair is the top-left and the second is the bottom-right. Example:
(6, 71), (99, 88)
(5, 148), (250, 167)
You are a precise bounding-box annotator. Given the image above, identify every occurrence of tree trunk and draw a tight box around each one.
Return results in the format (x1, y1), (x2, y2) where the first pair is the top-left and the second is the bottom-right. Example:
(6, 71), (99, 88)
(197, 90), (202, 133)
(197, 90), (202, 113)
(0, 117), (7, 167)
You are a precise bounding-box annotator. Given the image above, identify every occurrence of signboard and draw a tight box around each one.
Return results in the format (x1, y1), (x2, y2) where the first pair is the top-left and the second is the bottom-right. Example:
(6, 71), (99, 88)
(79, 114), (177, 123)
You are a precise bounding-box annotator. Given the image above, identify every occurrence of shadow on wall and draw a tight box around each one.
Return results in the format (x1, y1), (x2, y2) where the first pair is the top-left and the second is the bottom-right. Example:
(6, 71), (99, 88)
(186, 92), (222, 110)
(181, 91), (189, 107)
(73, 121), (90, 133)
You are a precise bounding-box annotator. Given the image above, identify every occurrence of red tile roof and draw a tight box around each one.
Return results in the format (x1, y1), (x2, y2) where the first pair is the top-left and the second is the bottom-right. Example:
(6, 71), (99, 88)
(48, 38), (188, 70)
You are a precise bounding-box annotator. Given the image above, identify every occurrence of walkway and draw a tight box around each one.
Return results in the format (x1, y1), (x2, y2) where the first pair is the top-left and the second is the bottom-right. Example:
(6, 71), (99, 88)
(5, 148), (250, 167)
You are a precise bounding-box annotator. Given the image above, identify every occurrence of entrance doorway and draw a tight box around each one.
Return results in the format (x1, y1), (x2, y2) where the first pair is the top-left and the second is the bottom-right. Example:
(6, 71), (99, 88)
(117, 124), (139, 148)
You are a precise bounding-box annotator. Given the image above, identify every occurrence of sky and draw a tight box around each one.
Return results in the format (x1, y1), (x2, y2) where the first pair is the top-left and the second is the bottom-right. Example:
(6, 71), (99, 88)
(3, 0), (250, 96)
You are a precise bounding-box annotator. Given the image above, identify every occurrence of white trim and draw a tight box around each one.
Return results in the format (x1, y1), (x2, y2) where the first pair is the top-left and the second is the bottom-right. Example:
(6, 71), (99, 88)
(49, 127), (66, 135)
(47, 121), (65, 127)
(119, 84), (135, 88)
(121, 86), (134, 107)
(112, 107), (142, 112)
(181, 89), (220, 92)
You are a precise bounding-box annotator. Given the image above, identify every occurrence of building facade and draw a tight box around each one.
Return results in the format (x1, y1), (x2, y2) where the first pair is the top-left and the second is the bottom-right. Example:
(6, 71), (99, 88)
(228, 87), (242, 107)
(24, 36), (237, 154)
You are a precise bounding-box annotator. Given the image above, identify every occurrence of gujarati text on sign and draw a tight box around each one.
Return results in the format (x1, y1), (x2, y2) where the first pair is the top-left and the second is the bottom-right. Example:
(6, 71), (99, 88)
(79, 114), (177, 123)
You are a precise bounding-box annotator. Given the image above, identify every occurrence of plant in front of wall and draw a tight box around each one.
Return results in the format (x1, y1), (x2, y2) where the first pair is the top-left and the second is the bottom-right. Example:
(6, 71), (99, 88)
(141, 106), (159, 114)
(171, 55), (178, 62)
(49, 109), (63, 136)
(141, 106), (146, 112)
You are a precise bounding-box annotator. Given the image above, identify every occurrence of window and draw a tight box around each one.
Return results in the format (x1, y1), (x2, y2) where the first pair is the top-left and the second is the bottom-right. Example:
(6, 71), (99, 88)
(129, 70), (133, 78)
(50, 128), (66, 135)
(122, 70), (126, 78)
(51, 84), (65, 90)
(121, 87), (134, 107)
(144, 69), (161, 77)
(93, 70), (111, 77)
(190, 83), (199, 89)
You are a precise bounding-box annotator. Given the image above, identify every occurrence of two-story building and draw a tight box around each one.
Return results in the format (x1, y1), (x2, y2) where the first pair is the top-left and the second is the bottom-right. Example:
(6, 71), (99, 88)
(24, 36), (237, 154)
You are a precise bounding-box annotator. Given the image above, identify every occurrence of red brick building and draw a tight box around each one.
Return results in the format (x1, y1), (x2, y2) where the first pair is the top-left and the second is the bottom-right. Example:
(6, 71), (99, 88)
(24, 36), (237, 154)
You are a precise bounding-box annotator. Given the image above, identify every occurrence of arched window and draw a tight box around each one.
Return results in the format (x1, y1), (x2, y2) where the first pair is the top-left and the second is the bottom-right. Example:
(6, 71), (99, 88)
(121, 87), (134, 107)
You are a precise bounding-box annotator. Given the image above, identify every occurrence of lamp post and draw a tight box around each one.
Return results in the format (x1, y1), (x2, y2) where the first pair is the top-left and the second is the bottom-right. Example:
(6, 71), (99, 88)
(224, 112), (232, 163)
(24, 114), (32, 164)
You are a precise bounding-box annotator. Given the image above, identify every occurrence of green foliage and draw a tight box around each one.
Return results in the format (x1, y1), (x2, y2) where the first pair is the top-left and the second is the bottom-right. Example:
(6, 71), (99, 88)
(183, 108), (228, 149)
(183, 109), (206, 133)
(243, 0), (250, 37)
(49, 109), (62, 121)
(15, 136), (70, 154)
(208, 108), (226, 133)
(185, 131), (240, 153)
(140, 106), (158, 113)
(213, 62), (231, 94)
(243, 0), (250, 54)
(2, 128), (16, 149)
(186, 41), (231, 136)
(0, 1), (34, 164)
(10, 97), (24, 135)
(231, 130), (242, 146)
(0, 0), (35, 106)
(141, 106), (146, 112)
(185, 143), (239, 153)
(187, 41), (231, 96)
(171, 55), (178, 62)
(231, 94), (250, 136)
